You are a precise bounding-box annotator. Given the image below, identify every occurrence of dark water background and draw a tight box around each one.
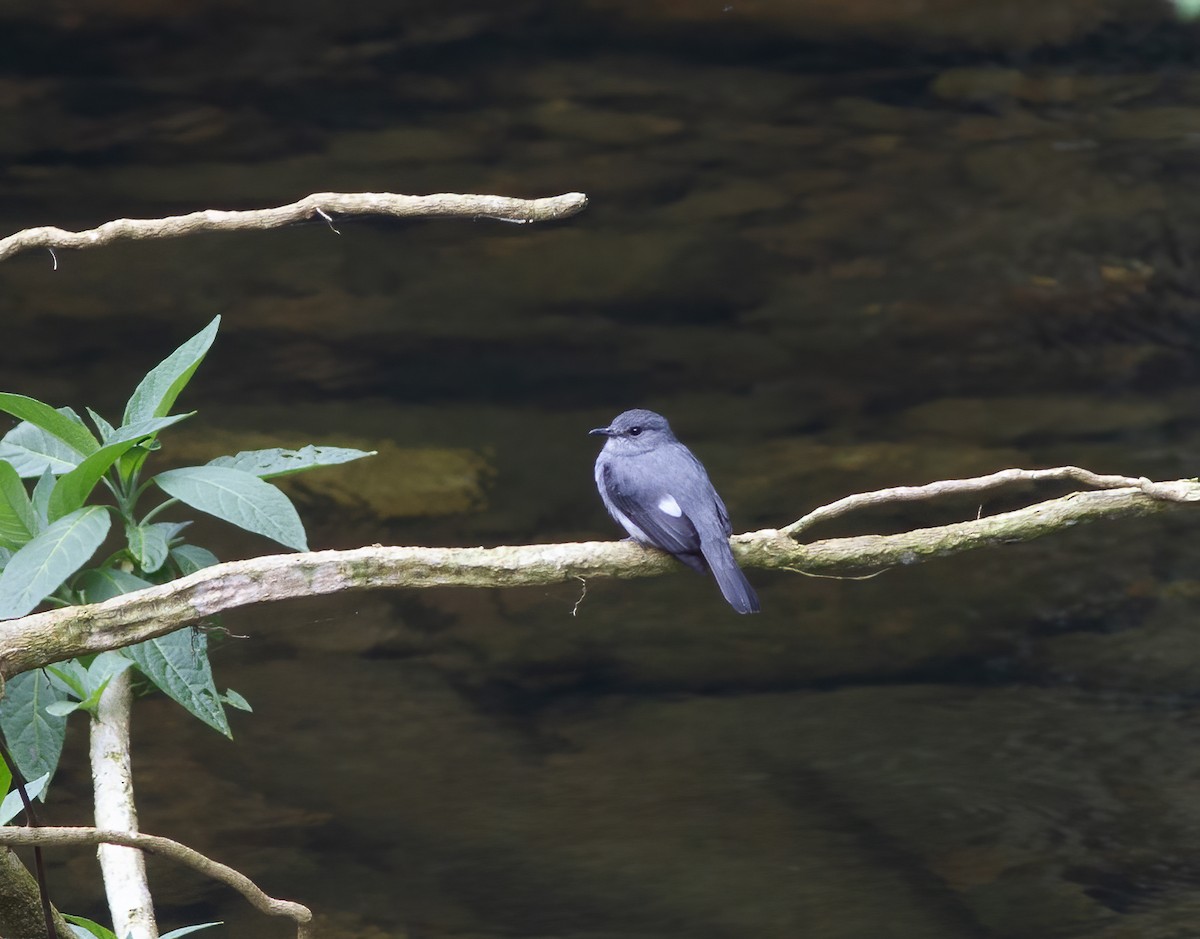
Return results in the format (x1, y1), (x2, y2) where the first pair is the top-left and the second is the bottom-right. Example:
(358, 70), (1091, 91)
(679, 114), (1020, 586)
(5, 2), (1200, 937)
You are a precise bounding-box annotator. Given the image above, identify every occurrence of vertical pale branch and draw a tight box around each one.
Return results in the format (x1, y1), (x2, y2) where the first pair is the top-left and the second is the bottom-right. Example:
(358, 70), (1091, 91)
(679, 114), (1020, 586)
(90, 672), (157, 939)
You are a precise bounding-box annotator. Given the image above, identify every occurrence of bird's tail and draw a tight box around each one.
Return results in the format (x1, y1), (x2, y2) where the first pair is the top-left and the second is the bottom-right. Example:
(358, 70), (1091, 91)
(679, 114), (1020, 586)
(701, 538), (760, 614)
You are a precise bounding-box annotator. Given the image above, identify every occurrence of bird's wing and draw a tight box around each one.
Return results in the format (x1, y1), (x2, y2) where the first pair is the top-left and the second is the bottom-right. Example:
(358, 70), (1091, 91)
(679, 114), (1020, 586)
(599, 455), (703, 558)
(709, 484), (733, 537)
(669, 444), (733, 538)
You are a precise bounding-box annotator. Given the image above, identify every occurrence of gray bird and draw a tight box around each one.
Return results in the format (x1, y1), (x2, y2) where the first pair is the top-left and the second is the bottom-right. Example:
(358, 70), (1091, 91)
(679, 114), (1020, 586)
(590, 408), (760, 614)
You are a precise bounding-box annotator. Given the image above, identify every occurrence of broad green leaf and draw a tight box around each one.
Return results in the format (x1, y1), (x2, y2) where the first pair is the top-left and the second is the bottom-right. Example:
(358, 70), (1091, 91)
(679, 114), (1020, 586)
(75, 568), (153, 604)
(48, 414), (192, 522)
(0, 547), (11, 568)
(0, 670), (68, 785)
(0, 758), (10, 801)
(0, 418), (87, 477)
(0, 395), (97, 456)
(160, 924), (222, 939)
(123, 316), (220, 425)
(153, 466), (308, 551)
(170, 543), (219, 575)
(0, 773), (50, 825)
(62, 914), (118, 939)
(124, 628), (230, 737)
(87, 408), (116, 442)
(208, 444), (376, 479)
(0, 506), (111, 618)
(125, 521), (172, 573)
(0, 460), (36, 549)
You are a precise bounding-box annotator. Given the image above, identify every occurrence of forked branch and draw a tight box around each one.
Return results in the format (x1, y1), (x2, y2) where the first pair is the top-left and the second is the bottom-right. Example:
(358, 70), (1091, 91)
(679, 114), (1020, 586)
(0, 467), (1195, 679)
(785, 466), (1200, 535)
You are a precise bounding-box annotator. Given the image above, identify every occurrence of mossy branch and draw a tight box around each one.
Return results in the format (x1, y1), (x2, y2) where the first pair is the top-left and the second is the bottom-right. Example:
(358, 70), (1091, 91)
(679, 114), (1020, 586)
(0, 468), (1196, 679)
(0, 191), (589, 262)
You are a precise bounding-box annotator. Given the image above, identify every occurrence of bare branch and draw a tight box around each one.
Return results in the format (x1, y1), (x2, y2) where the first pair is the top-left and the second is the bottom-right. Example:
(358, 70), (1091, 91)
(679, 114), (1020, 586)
(0, 191), (589, 262)
(0, 471), (1196, 678)
(784, 466), (1200, 535)
(0, 827), (312, 939)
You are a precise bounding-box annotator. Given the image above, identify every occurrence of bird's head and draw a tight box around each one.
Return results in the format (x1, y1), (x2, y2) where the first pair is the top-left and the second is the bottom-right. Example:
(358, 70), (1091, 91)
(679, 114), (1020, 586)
(589, 408), (676, 454)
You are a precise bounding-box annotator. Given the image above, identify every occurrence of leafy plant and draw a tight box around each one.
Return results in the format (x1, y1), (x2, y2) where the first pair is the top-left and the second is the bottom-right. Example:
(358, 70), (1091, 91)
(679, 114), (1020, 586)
(0, 315), (374, 784)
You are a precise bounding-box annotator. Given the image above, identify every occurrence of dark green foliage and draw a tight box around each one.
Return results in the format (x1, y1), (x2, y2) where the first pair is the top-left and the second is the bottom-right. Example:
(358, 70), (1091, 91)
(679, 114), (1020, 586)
(0, 315), (374, 784)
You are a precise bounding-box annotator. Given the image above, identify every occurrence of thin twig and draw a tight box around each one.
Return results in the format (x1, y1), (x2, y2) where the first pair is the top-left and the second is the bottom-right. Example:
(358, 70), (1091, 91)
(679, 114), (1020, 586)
(0, 191), (589, 262)
(783, 466), (1200, 536)
(0, 827), (313, 939)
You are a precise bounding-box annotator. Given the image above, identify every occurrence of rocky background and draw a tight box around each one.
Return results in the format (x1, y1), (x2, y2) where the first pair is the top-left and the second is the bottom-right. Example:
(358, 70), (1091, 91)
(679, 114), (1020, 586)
(4, 1), (1200, 937)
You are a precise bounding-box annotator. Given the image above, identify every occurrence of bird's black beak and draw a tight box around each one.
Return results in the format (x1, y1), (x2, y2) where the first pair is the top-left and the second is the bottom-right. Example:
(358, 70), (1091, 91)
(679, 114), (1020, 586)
(589, 426), (614, 437)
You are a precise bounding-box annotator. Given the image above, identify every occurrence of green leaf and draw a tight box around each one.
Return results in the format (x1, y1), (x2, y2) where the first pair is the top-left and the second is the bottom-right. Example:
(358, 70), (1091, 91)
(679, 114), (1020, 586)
(160, 924), (222, 939)
(0, 773), (50, 825)
(124, 628), (230, 737)
(75, 568), (153, 604)
(62, 914), (119, 939)
(0, 395), (98, 457)
(46, 654), (133, 717)
(156, 521), (191, 541)
(0, 506), (111, 618)
(73, 653), (134, 715)
(48, 414), (192, 522)
(0, 460), (37, 549)
(116, 439), (157, 488)
(221, 688), (252, 712)
(86, 408), (116, 442)
(123, 316), (220, 425)
(0, 418), (87, 478)
(0, 757), (11, 801)
(30, 468), (54, 526)
(125, 521), (172, 574)
(88, 652), (134, 688)
(153, 466), (308, 551)
(208, 444), (376, 479)
(170, 544), (220, 575)
(46, 660), (89, 699)
(0, 670), (68, 785)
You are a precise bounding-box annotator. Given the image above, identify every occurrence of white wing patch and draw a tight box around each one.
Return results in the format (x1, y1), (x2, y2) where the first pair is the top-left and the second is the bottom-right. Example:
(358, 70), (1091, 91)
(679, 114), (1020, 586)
(657, 494), (683, 517)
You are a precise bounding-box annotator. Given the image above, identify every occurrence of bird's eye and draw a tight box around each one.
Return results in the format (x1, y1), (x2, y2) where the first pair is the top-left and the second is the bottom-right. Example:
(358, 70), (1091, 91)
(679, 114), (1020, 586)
(628, 426), (642, 437)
